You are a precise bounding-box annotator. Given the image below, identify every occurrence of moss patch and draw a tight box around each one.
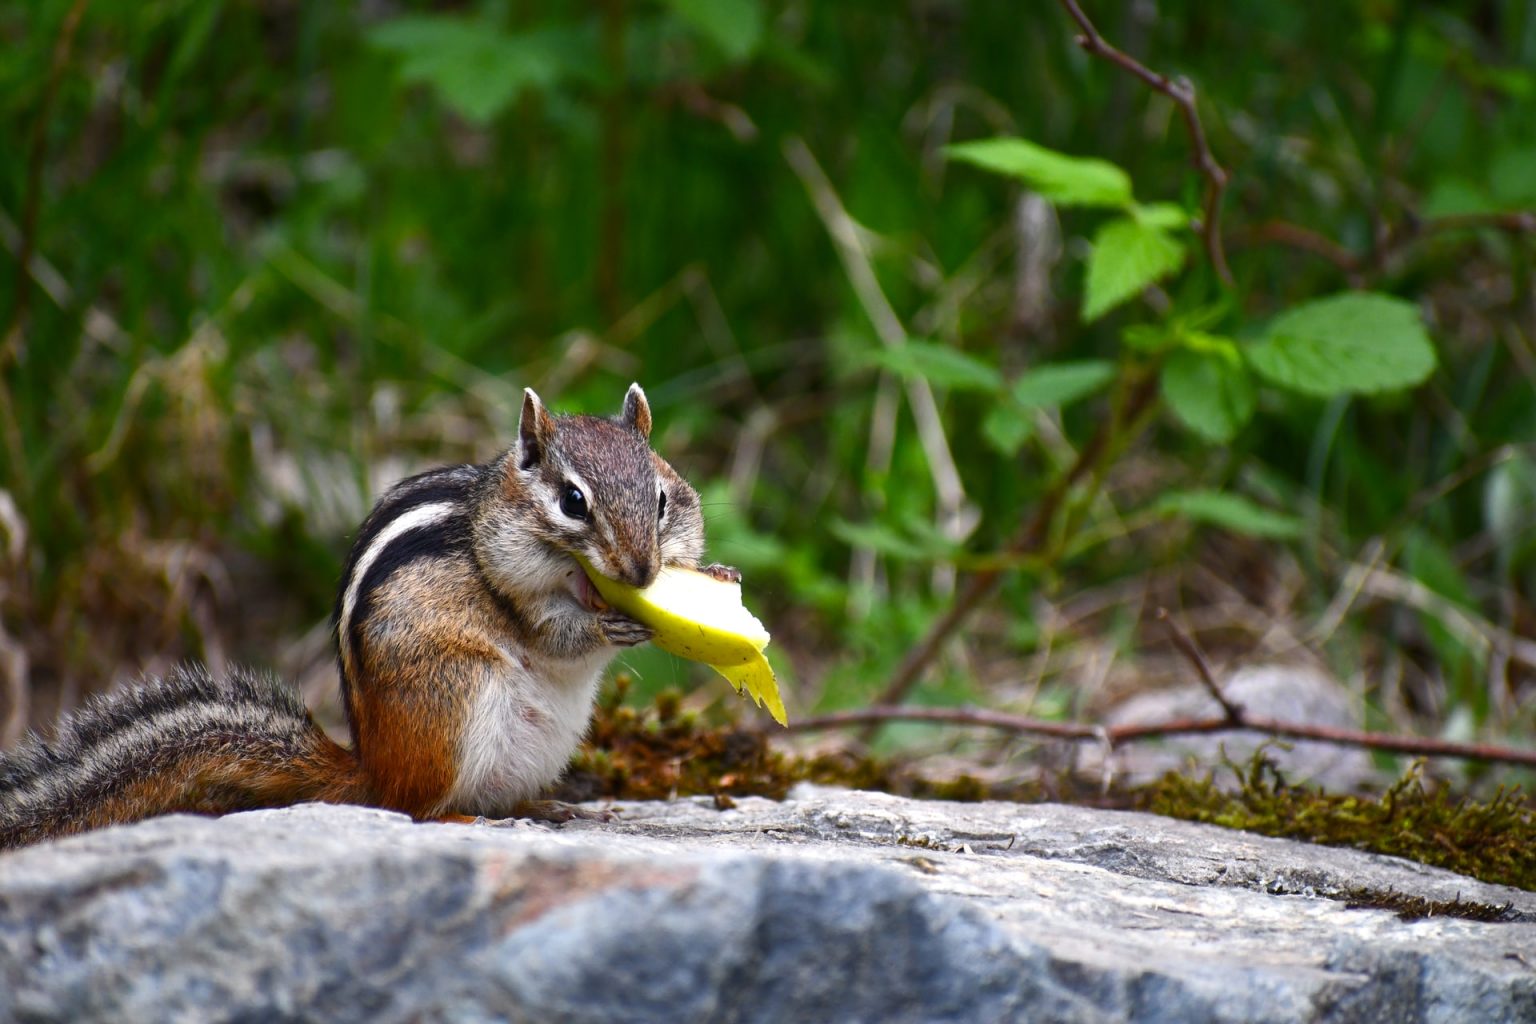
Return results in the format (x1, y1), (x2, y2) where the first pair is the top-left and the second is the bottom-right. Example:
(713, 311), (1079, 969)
(1338, 889), (1514, 923)
(559, 683), (1535, 894)
(1138, 751), (1536, 892)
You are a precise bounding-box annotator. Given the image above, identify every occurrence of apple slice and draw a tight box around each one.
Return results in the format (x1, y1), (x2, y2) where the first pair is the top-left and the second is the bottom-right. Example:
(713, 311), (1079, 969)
(580, 563), (787, 726)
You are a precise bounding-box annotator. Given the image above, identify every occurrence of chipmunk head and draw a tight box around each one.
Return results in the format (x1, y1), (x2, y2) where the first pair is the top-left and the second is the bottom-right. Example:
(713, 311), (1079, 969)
(475, 383), (706, 604)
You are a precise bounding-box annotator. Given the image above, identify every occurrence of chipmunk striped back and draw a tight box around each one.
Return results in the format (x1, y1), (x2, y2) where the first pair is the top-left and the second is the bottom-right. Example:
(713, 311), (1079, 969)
(332, 463), (483, 736)
(0, 665), (362, 849)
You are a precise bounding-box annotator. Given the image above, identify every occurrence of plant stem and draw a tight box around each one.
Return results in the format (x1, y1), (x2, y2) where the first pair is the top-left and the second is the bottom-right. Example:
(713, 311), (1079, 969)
(1055, 0), (1233, 285)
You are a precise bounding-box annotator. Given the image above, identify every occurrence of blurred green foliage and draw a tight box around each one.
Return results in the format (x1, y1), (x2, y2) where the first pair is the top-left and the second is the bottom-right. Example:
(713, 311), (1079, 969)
(2, 1), (1534, 757)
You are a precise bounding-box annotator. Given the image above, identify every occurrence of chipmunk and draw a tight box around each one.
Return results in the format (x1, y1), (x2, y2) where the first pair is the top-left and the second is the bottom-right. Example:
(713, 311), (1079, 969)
(0, 383), (738, 849)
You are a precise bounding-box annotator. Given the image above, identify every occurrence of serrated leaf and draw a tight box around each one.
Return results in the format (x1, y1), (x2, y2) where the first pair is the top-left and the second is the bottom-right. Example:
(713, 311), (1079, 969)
(1011, 360), (1117, 409)
(662, 0), (764, 62)
(982, 402), (1034, 456)
(862, 341), (1004, 392)
(1246, 293), (1437, 396)
(1152, 489), (1302, 539)
(945, 138), (1133, 208)
(1161, 347), (1255, 442)
(1083, 217), (1186, 322)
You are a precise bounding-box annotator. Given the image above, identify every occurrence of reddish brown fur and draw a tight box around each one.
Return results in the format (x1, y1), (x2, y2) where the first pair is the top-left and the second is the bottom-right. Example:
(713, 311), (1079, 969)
(348, 550), (516, 818)
(5, 724), (366, 847)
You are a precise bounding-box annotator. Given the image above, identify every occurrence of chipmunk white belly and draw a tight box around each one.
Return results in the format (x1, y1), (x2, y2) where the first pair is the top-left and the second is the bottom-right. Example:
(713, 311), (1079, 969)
(445, 646), (616, 816)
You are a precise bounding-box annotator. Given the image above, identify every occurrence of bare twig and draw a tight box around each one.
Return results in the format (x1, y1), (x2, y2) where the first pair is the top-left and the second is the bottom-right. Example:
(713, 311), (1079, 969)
(773, 705), (1536, 768)
(1056, 0), (1233, 285)
(1156, 608), (1244, 722)
(1234, 220), (1363, 277)
(1414, 210), (1536, 236)
(1240, 211), (1536, 282)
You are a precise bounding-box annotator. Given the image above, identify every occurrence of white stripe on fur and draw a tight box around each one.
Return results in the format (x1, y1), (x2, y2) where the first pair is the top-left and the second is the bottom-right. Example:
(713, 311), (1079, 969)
(338, 500), (457, 665)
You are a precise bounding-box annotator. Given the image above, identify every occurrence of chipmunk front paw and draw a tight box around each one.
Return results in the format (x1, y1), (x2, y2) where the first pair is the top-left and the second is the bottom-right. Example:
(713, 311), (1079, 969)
(700, 563), (742, 584)
(599, 611), (653, 647)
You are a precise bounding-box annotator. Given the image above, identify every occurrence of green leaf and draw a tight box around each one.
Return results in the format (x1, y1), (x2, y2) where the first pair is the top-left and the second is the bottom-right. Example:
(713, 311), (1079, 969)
(980, 361), (1115, 455)
(1161, 347), (1255, 442)
(944, 138), (1134, 208)
(165, 0), (225, 86)
(1246, 293), (1437, 396)
(1152, 490), (1302, 539)
(862, 342), (1004, 392)
(1010, 360), (1117, 409)
(662, 0), (764, 62)
(1133, 202), (1190, 230)
(1490, 147), (1536, 206)
(831, 519), (951, 562)
(1422, 178), (1496, 218)
(1083, 218), (1186, 322)
(982, 402), (1034, 456)
(368, 18), (585, 124)
(1122, 324), (1172, 353)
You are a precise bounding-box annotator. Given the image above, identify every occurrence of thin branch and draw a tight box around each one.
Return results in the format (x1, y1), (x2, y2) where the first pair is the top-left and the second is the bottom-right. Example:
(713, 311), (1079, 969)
(1240, 211), (1536, 282)
(1381, 210), (1536, 269)
(1056, 0), (1233, 285)
(1156, 608), (1244, 722)
(1414, 210), (1536, 237)
(774, 705), (1536, 769)
(1234, 220), (1363, 276)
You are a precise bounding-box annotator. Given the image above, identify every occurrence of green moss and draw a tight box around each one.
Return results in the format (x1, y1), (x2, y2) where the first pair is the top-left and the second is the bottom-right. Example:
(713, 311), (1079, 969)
(1337, 888), (1514, 922)
(559, 677), (1054, 804)
(564, 686), (1535, 894)
(1139, 751), (1536, 892)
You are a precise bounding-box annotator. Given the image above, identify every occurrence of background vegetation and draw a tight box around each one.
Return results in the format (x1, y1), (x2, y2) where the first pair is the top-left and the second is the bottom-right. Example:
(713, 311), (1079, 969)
(3, 1), (1534, 791)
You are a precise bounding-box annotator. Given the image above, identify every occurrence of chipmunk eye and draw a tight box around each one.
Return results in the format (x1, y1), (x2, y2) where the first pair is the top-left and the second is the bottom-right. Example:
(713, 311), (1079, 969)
(560, 484), (589, 521)
(658, 489), (667, 520)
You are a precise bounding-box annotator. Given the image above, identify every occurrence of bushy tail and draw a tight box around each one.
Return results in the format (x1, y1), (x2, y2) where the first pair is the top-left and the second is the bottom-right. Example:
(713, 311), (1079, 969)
(0, 665), (365, 849)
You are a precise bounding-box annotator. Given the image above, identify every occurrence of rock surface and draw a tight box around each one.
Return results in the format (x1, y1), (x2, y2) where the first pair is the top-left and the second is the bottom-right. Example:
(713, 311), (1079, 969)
(1, 787), (1532, 1023)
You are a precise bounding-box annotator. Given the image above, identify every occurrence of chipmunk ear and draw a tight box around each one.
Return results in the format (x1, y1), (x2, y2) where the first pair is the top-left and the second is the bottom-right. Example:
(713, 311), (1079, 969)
(621, 382), (652, 439)
(518, 388), (556, 470)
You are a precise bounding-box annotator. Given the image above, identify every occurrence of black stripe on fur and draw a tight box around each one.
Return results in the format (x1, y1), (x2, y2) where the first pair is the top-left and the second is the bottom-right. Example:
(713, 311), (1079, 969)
(0, 665), (320, 848)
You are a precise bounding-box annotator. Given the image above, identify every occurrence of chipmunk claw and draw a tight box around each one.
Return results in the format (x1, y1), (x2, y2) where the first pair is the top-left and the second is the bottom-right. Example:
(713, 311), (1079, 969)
(599, 611), (653, 647)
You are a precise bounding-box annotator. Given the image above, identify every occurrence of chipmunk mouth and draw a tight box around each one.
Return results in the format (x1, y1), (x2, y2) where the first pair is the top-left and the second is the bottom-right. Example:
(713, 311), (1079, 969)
(567, 565), (609, 612)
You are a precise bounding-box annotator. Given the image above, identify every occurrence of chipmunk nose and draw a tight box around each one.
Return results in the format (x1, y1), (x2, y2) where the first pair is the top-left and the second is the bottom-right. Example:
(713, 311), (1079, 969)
(623, 557), (658, 589)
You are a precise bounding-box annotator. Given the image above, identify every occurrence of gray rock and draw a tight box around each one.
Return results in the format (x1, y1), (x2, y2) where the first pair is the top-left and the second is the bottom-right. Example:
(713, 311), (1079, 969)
(1, 788), (1532, 1023)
